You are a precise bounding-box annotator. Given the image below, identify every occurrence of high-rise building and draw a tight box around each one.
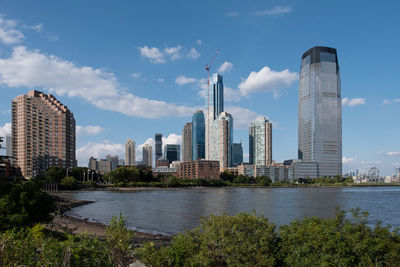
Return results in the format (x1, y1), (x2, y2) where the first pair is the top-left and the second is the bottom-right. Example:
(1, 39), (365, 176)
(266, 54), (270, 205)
(164, 144), (180, 164)
(125, 139), (135, 166)
(182, 122), (192, 162)
(12, 90), (76, 177)
(206, 73), (224, 159)
(232, 142), (243, 166)
(142, 144), (152, 167)
(155, 133), (163, 164)
(210, 112), (233, 171)
(298, 46), (342, 177)
(192, 110), (205, 160)
(5, 134), (12, 159)
(249, 117), (272, 166)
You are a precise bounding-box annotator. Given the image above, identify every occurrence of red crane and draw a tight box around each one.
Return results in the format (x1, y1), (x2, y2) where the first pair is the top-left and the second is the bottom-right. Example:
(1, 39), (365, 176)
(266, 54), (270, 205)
(205, 49), (219, 159)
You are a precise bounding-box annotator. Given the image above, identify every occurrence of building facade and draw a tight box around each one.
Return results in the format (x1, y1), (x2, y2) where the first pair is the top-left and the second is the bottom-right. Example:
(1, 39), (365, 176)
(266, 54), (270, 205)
(206, 73), (224, 160)
(142, 143), (152, 167)
(210, 112), (233, 171)
(298, 46), (342, 177)
(249, 117), (272, 166)
(182, 122), (192, 162)
(179, 160), (220, 179)
(155, 133), (163, 165)
(237, 164), (294, 183)
(164, 144), (180, 164)
(12, 90), (76, 177)
(192, 110), (205, 161)
(232, 142), (243, 166)
(125, 139), (135, 166)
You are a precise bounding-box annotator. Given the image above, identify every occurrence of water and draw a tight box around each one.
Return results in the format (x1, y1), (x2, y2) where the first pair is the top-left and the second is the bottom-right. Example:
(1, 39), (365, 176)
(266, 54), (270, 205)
(59, 186), (400, 235)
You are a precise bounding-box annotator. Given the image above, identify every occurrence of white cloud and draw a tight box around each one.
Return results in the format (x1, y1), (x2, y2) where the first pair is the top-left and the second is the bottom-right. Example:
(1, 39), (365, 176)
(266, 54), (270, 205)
(225, 106), (263, 130)
(217, 61), (234, 73)
(0, 46), (198, 119)
(252, 6), (292, 16)
(157, 78), (165, 83)
(342, 97), (366, 106)
(138, 46), (166, 63)
(187, 48), (200, 59)
(24, 23), (43, 33)
(224, 86), (241, 102)
(76, 140), (124, 166)
(76, 125), (105, 136)
(130, 72), (141, 78)
(387, 152), (400, 156)
(383, 99), (392, 105)
(0, 16), (24, 44)
(135, 133), (181, 162)
(163, 133), (182, 146)
(164, 45), (182, 61)
(175, 75), (198, 86)
(394, 99), (400, 103)
(196, 40), (202, 45)
(238, 66), (298, 97)
(342, 157), (357, 164)
(0, 122), (11, 137)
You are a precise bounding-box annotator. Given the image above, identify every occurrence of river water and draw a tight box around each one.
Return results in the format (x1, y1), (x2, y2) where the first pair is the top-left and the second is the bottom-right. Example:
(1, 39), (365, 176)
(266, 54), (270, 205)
(60, 186), (400, 235)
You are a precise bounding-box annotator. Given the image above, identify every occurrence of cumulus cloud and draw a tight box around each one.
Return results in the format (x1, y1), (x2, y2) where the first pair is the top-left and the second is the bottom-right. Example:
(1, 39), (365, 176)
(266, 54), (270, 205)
(238, 66), (298, 98)
(76, 125), (105, 136)
(225, 106), (264, 130)
(76, 140), (124, 166)
(387, 152), (400, 156)
(175, 75), (198, 86)
(187, 48), (200, 59)
(224, 86), (241, 102)
(342, 97), (366, 106)
(135, 134), (181, 162)
(252, 6), (292, 16)
(138, 46), (166, 63)
(164, 45), (182, 60)
(0, 122), (11, 137)
(0, 16), (24, 44)
(217, 61), (234, 73)
(342, 157), (357, 164)
(0, 46), (198, 118)
(130, 72), (141, 78)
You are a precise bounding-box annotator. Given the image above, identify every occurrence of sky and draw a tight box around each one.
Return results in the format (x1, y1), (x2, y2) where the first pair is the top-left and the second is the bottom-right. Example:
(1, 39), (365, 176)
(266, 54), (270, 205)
(0, 0), (399, 176)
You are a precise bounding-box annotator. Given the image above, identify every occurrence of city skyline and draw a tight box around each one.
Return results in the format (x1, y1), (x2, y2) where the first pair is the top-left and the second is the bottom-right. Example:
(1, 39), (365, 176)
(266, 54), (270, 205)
(0, 1), (399, 175)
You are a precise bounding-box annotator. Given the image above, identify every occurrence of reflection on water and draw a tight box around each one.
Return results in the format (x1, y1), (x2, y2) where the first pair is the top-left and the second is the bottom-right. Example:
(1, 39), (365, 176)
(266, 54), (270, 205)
(59, 187), (400, 235)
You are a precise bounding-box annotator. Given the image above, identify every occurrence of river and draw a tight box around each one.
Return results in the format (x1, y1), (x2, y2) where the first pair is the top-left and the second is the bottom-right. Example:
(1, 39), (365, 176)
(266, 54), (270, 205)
(59, 186), (400, 235)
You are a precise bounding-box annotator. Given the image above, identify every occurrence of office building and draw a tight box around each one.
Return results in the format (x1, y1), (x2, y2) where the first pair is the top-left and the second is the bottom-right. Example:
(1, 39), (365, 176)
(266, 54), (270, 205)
(298, 46), (342, 177)
(155, 133), (163, 165)
(249, 117), (272, 166)
(210, 112), (233, 171)
(192, 110), (205, 160)
(179, 160), (220, 179)
(238, 164), (294, 183)
(284, 159), (318, 180)
(164, 144), (180, 164)
(88, 155), (118, 175)
(125, 139), (135, 166)
(206, 73), (224, 159)
(142, 144), (152, 167)
(12, 90), (76, 177)
(182, 122), (192, 162)
(232, 142), (243, 166)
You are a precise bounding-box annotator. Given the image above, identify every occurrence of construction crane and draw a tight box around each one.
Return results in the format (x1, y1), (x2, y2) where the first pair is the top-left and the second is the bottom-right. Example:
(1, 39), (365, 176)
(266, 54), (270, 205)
(205, 49), (219, 160)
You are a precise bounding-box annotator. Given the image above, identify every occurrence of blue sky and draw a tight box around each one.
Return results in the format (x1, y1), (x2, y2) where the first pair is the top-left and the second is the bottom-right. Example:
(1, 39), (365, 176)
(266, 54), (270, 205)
(0, 0), (399, 175)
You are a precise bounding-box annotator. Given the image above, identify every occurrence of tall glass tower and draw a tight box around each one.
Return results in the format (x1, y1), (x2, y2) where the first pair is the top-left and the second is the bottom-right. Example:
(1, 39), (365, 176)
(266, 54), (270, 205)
(192, 110), (205, 160)
(249, 117), (272, 166)
(206, 73), (224, 159)
(298, 46), (342, 177)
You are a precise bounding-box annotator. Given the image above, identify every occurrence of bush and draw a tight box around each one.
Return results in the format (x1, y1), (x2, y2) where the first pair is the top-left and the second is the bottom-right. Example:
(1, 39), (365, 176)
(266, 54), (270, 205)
(60, 176), (78, 190)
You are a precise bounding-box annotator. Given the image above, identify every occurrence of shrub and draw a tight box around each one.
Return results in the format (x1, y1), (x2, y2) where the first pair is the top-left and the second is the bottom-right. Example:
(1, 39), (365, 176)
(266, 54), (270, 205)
(60, 176), (78, 190)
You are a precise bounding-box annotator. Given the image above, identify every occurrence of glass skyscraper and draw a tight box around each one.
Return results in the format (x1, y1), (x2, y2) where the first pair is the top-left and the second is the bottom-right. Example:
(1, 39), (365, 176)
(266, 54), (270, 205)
(249, 117), (272, 165)
(192, 110), (205, 160)
(298, 46), (342, 177)
(206, 73), (224, 159)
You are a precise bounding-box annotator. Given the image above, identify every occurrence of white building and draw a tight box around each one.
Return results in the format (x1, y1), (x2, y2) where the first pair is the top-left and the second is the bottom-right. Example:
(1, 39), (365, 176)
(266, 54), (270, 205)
(125, 139), (135, 166)
(249, 117), (272, 165)
(209, 112), (233, 171)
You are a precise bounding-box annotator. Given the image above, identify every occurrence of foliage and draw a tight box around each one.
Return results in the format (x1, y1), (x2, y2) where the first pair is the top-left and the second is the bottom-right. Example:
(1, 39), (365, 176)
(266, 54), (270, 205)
(103, 166), (153, 184)
(60, 176), (79, 190)
(138, 213), (279, 266)
(220, 170), (235, 182)
(0, 178), (55, 231)
(256, 175), (272, 186)
(69, 167), (88, 181)
(44, 166), (66, 183)
(106, 213), (134, 266)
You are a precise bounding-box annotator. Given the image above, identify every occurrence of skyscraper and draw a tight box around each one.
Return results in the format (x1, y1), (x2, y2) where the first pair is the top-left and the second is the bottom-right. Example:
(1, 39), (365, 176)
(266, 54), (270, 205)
(232, 142), (243, 166)
(125, 139), (135, 166)
(298, 46), (342, 177)
(155, 133), (163, 166)
(5, 135), (12, 160)
(192, 110), (205, 160)
(249, 117), (272, 166)
(182, 122), (192, 162)
(206, 73), (224, 159)
(210, 112), (233, 171)
(12, 90), (76, 177)
(142, 144), (152, 167)
(164, 144), (180, 164)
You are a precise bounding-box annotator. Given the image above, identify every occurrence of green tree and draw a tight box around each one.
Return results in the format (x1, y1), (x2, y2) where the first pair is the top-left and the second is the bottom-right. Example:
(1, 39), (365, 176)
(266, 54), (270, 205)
(220, 170), (235, 182)
(256, 175), (272, 186)
(45, 166), (65, 183)
(60, 176), (79, 190)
